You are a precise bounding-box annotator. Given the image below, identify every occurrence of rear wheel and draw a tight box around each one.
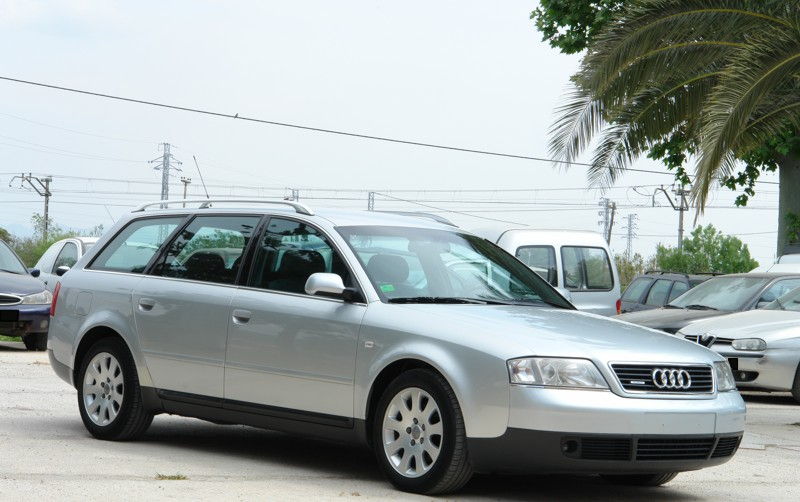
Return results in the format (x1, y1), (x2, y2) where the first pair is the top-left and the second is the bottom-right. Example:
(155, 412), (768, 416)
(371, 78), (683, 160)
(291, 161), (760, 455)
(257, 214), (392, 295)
(601, 472), (679, 486)
(77, 338), (153, 440)
(22, 333), (47, 351)
(372, 369), (472, 494)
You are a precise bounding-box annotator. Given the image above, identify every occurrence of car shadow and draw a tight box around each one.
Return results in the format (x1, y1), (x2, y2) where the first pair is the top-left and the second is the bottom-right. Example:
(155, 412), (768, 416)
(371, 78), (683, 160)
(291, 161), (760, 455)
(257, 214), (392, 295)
(741, 392), (796, 406)
(137, 419), (695, 501)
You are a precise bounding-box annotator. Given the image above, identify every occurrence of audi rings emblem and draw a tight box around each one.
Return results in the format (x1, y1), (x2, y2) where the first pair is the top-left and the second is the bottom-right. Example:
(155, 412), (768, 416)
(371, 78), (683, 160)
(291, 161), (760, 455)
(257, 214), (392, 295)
(651, 368), (692, 390)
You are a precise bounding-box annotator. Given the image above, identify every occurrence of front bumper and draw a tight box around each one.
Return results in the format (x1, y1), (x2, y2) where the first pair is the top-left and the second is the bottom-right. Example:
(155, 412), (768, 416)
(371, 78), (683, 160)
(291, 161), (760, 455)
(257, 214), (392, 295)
(468, 386), (745, 474)
(719, 349), (800, 392)
(0, 304), (50, 336)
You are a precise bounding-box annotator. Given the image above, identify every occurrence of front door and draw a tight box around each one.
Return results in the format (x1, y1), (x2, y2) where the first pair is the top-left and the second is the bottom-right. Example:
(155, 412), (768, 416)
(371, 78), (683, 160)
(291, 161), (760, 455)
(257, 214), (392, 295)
(225, 217), (365, 420)
(134, 214), (260, 398)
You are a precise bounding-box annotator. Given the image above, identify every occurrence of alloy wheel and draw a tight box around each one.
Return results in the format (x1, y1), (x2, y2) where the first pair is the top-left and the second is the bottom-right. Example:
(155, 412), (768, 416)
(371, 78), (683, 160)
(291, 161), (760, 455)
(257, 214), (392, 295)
(381, 387), (444, 478)
(82, 352), (124, 426)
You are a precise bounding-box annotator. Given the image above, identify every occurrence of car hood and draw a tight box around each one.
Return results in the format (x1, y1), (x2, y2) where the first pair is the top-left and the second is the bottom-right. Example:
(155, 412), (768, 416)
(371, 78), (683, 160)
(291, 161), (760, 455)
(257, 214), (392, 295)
(614, 308), (728, 333)
(680, 309), (800, 342)
(0, 271), (45, 296)
(382, 304), (721, 365)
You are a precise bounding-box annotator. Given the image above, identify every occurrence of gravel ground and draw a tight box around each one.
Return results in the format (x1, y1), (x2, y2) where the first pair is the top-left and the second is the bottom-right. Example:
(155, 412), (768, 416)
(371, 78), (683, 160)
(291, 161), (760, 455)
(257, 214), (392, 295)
(1, 340), (798, 501)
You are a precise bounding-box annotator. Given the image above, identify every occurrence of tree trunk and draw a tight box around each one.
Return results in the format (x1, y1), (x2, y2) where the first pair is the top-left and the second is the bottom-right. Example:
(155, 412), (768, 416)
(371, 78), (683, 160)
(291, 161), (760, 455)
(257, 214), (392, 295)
(777, 154), (800, 256)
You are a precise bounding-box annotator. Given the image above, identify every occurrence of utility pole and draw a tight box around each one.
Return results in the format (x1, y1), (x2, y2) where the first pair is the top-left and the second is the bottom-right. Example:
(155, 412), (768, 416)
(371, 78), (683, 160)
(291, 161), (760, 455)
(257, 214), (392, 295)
(149, 142), (182, 204)
(653, 184), (691, 250)
(180, 177), (192, 207)
(367, 191), (375, 211)
(622, 214), (639, 259)
(290, 188), (300, 201)
(598, 198), (616, 244)
(9, 173), (52, 241)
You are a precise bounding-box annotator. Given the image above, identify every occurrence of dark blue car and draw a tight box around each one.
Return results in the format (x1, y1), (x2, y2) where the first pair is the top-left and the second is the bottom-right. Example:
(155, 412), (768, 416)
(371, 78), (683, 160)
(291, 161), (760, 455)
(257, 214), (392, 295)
(0, 240), (52, 350)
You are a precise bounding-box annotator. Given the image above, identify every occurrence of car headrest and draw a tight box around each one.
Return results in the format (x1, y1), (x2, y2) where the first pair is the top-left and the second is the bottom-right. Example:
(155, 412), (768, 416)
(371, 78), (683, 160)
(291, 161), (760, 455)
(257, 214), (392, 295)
(367, 254), (409, 284)
(277, 249), (325, 276)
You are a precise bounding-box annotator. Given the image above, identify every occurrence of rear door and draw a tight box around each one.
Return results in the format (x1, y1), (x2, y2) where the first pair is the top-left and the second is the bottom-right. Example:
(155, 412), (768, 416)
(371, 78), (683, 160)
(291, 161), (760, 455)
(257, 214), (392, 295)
(560, 245), (617, 315)
(225, 216), (365, 421)
(133, 214), (260, 399)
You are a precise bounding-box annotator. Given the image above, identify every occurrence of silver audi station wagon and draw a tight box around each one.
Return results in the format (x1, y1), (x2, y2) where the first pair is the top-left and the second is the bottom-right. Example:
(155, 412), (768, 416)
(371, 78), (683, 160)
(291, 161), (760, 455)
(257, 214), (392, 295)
(47, 200), (745, 494)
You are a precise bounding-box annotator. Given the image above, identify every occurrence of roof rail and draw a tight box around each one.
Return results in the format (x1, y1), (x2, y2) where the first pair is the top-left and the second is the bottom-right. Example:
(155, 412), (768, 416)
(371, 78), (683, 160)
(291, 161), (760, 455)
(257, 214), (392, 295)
(132, 199), (314, 216)
(644, 270), (722, 277)
(376, 211), (457, 227)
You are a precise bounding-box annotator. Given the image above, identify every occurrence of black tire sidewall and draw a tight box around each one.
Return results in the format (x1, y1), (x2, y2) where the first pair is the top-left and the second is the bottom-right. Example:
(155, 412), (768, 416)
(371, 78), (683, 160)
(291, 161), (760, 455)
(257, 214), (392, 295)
(76, 338), (141, 439)
(371, 369), (463, 493)
(23, 333), (47, 351)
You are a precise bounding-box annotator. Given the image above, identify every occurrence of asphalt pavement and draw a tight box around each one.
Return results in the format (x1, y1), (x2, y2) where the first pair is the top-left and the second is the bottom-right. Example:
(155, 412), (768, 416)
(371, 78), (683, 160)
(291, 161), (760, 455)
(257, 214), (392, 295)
(1, 340), (798, 501)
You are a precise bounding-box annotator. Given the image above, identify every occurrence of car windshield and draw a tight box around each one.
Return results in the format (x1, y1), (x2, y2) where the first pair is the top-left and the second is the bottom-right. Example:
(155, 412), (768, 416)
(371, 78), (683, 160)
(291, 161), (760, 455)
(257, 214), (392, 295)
(0, 241), (27, 274)
(765, 286), (800, 312)
(337, 225), (573, 308)
(668, 276), (768, 311)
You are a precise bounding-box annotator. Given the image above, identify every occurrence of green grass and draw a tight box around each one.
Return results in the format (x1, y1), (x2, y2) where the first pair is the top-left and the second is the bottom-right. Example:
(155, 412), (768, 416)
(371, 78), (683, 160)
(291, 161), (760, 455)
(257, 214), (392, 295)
(155, 473), (188, 481)
(0, 335), (20, 342)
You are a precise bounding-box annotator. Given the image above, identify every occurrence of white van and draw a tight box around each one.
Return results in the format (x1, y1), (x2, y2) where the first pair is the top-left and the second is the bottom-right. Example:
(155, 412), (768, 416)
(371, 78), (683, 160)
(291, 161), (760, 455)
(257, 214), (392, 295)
(475, 228), (621, 316)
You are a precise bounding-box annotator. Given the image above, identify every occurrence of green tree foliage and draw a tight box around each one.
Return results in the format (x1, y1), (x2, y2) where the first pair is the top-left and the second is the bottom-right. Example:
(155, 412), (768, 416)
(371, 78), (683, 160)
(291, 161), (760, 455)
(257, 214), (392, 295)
(539, 0), (800, 253)
(614, 252), (654, 289)
(0, 227), (11, 244)
(654, 225), (758, 274)
(7, 214), (77, 267)
(531, 0), (624, 54)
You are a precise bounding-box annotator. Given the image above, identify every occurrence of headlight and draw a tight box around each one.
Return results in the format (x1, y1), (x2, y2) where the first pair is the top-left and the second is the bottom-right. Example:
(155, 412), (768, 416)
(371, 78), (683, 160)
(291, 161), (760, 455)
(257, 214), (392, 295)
(714, 361), (736, 392)
(20, 290), (53, 305)
(507, 357), (608, 389)
(732, 338), (766, 351)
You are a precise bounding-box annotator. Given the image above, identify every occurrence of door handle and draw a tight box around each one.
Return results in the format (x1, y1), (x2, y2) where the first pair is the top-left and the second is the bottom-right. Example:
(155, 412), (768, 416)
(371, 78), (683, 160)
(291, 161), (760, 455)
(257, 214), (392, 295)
(137, 298), (156, 311)
(232, 309), (252, 324)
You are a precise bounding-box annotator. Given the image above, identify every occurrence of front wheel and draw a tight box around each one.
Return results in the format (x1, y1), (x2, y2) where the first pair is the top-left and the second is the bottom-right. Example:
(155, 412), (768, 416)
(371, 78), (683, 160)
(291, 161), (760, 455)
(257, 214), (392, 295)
(601, 472), (679, 486)
(372, 369), (473, 494)
(76, 338), (153, 440)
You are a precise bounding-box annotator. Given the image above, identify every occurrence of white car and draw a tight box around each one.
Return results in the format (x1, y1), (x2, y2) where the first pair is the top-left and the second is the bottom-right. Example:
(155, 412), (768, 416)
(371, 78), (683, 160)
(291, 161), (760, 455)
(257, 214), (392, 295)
(33, 237), (99, 291)
(474, 228), (621, 316)
(679, 287), (800, 403)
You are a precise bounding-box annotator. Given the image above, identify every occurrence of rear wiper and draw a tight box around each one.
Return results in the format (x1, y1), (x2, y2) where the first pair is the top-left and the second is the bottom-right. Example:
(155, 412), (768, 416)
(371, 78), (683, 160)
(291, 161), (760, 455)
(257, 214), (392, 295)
(684, 304), (718, 311)
(388, 296), (505, 305)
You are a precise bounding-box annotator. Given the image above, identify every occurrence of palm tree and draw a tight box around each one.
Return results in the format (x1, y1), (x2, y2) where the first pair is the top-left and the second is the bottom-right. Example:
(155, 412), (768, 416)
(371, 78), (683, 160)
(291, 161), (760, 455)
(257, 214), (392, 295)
(549, 0), (800, 254)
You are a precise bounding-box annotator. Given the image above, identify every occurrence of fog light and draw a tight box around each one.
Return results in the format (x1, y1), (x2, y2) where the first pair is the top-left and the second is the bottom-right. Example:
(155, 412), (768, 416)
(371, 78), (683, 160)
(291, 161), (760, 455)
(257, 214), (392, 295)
(40, 320), (49, 329)
(562, 440), (578, 454)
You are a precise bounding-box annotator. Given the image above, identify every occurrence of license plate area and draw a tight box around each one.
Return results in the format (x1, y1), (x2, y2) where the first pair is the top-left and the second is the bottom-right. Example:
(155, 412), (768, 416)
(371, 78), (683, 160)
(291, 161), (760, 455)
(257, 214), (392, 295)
(0, 310), (19, 322)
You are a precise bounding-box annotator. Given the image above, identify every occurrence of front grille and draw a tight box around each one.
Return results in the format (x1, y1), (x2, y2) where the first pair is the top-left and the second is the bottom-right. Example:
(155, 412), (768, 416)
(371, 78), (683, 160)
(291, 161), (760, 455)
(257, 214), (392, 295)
(612, 363), (713, 393)
(684, 334), (733, 346)
(580, 438), (632, 460)
(711, 436), (742, 458)
(636, 437), (715, 460)
(0, 294), (22, 305)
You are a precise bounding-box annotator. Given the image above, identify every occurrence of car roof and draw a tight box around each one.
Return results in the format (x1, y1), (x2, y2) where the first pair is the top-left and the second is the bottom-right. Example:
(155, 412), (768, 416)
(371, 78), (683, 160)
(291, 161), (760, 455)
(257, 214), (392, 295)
(471, 226), (607, 246)
(720, 272), (800, 279)
(125, 204), (461, 232)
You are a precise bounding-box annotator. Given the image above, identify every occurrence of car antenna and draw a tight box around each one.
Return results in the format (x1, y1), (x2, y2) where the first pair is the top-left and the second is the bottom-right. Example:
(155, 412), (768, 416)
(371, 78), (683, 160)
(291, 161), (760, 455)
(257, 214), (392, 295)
(193, 155), (210, 199)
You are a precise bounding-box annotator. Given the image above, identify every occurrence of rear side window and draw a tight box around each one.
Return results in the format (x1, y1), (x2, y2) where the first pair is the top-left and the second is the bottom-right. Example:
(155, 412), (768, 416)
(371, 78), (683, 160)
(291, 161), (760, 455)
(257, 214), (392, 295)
(668, 281), (689, 302)
(248, 217), (353, 294)
(515, 245), (557, 286)
(90, 217), (183, 273)
(645, 279), (673, 306)
(561, 246), (613, 291)
(53, 242), (78, 271)
(622, 278), (653, 302)
(153, 215), (260, 285)
(760, 279), (800, 303)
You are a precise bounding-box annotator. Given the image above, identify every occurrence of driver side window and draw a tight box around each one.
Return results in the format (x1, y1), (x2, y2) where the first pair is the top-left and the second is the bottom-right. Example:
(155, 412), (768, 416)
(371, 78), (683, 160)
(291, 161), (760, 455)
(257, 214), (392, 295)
(248, 218), (352, 294)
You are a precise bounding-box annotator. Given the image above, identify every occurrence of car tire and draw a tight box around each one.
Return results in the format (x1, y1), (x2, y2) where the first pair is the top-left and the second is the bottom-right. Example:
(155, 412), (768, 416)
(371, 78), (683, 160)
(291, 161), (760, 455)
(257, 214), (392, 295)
(791, 363), (800, 404)
(601, 472), (679, 486)
(76, 338), (153, 441)
(372, 368), (473, 495)
(22, 333), (47, 351)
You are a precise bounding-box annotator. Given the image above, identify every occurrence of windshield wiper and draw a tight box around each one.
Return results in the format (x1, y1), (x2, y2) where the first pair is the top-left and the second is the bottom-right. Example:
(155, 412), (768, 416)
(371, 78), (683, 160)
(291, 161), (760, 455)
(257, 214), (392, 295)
(663, 304), (682, 309)
(388, 296), (506, 305)
(684, 304), (718, 311)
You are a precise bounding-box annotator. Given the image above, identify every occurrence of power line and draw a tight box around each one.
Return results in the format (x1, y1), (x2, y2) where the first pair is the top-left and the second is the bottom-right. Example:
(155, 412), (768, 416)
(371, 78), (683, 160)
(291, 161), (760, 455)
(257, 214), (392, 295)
(0, 75), (689, 177)
(0, 110), (154, 144)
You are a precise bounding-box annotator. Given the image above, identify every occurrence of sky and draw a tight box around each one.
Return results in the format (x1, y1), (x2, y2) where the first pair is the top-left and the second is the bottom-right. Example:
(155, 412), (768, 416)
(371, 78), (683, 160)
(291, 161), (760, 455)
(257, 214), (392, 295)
(0, 0), (782, 265)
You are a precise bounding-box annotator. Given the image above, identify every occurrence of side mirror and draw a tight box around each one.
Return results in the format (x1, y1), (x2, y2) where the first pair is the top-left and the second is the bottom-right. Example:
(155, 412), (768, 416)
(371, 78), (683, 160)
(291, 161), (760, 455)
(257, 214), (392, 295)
(29, 268), (40, 278)
(55, 266), (70, 277)
(305, 273), (347, 297)
(555, 287), (573, 302)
